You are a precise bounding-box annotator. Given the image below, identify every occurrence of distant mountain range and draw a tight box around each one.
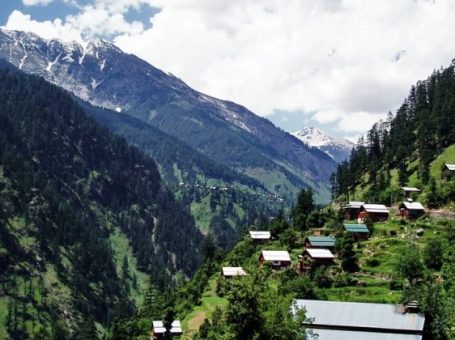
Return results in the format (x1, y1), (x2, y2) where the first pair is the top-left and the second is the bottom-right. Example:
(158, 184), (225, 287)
(0, 29), (336, 202)
(292, 127), (354, 163)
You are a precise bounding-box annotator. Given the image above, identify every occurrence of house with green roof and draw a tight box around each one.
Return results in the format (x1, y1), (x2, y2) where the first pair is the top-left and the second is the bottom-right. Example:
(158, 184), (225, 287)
(304, 236), (335, 249)
(344, 224), (370, 240)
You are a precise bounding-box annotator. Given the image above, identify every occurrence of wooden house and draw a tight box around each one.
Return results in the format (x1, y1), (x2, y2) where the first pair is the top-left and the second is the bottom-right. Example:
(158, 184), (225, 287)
(299, 248), (335, 272)
(399, 202), (425, 219)
(292, 299), (425, 340)
(304, 236), (335, 249)
(222, 267), (247, 278)
(401, 186), (420, 198)
(249, 230), (271, 242)
(357, 204), (389, 223)
(343, 201), (364, 220)
(152, 320), (182, 339)
(344, 224), (369, 240)
(259, 250), (291, 269)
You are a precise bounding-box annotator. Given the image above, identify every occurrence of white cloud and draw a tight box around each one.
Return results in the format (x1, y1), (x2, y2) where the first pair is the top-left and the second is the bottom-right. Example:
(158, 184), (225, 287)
(23, 0), (54, 6)
(5, 0), (455, 137)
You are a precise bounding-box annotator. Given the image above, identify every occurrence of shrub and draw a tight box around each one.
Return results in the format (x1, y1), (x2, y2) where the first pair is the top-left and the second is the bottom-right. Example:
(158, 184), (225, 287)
(366, 258), (380, 267)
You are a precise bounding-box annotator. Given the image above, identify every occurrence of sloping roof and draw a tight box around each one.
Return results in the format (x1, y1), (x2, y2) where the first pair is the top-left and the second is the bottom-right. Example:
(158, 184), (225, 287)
(344, 201), (365, 209)
(362, 204), (390, 213)
(446, 163), (455, 171)
(401, 187), (421, 192)
(308, 329), (422, 340)
(293, 299), (425, 338)
(249, 231), (271, 240)
(344, 224), (369, 233)
(307, 236), (335, 247)
(152, 320), (182, 334)
(401, 202), (425, 211)
(305, 248), (335, 259)
(222, 267), (247, 276)
(261, 250), (291, 262)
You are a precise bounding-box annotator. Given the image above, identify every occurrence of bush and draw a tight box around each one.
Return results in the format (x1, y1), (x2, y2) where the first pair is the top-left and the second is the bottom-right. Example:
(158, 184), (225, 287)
(333, 273), (354, 287)
(389, 280), (402, 290)
(389, 230), (397, 236)
(311, 267), (332, 288)
(366, 258), (380, 267)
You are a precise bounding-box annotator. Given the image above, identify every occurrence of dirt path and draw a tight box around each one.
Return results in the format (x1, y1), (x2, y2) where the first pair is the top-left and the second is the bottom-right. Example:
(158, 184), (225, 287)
(429, 209), (455, 219)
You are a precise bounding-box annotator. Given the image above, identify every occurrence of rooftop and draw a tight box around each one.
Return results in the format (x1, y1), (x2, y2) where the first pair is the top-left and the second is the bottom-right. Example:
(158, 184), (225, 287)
(344, 224), (369, 233)
(344, 201), (365, 209)
(249, 230), (271, 239)
(362, 204), (390, 213)
(293, 299), (425, 339)
(222, 267), (247, 276)
(401, 202), (425, 211)
(152, 320), (182, 334)
(446, 163), (455, 171)
(305, 248), (335, 259)
(401, 187), (421, 192)
(306, 236), (335, 247)
(261, 250), (291, 262)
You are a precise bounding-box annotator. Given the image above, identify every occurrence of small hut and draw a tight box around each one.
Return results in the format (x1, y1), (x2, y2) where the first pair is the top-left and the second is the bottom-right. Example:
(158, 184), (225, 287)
(299, 248), (335, 272)
(344, 224), (370, 240)
(399, 202), (425, 219)
(357, 204), (389, 223)
(304, 236), (335, 249)
(222, 267), (247, 278)
(401, 187), (421, 198)
(249, 231), (271, 242)
(152, 320), (182, 339)
(343, 201), (365, 220)
(259, 250), (291, 269)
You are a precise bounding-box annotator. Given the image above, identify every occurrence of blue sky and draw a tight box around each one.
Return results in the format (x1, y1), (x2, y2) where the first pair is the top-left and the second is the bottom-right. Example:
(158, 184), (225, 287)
(2, 0), (455, 141)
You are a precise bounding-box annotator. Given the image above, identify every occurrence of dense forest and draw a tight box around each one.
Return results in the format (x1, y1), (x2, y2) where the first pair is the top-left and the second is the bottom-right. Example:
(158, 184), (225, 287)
(0, 59), (204, 337)
(332, 59), (455, 205)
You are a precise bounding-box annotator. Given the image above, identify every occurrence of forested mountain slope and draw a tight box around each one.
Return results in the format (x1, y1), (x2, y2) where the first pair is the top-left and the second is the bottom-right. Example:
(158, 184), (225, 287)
(332, 59), (455, 206)
(0, 29), (336, 202)
(0, 59), (203, 337)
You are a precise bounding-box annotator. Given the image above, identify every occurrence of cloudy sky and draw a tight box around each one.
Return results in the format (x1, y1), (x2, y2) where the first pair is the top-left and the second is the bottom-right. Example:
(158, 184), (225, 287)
(2, 0), (455, 141)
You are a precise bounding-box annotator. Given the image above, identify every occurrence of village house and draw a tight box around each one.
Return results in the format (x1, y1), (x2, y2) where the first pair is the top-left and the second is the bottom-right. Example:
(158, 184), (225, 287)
(249, 230), (271, 242)
(259, 250), (291, 269)
(399, 202), (425, 219)
(342, 201), (365, 220)
(357, 204), (389, 223)
(292, 299), (425, 340)
(344, 224), (370, 240)
(299, 248), (335, 272)
(401, 186), (421, 198)
(304, 236), (335, 249)
(221, 267), (247, 278)
(445, 163), (455, 171)
(151, 320), (182, 339)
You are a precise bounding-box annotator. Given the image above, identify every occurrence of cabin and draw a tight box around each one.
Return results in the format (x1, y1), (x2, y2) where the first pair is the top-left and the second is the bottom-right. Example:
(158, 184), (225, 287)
(259, 250), (291, 269)
(399, 202), (425, 219)
(249, 230), (271, 242)
(443, 163), (455, 179)
(343, 201), (365, 220)
(344, 224), (369, 240)
(221, 267), (247, 278)
(445, 163), (455, 171)
(151, 320), (182, 339)
(299, 248), (335, 272)
(401, 186), (421, 198)
(292, 299), (425, 340)
(357, 204), (389, 223)
(304, 236), (335, 249)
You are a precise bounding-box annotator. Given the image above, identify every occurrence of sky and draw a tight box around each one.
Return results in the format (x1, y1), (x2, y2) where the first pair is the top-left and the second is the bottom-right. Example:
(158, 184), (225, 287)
(2, 0), (455, 141)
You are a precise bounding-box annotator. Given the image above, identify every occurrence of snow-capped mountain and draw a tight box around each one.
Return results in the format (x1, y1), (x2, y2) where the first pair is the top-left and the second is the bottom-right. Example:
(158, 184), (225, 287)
(0, 29), (337, 200)
(292, 127), (354, 163)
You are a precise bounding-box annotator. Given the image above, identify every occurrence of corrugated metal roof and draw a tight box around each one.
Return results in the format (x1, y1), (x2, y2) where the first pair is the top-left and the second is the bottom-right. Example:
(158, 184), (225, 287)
(293, 299), (425, 333)
(344, 224), (369, 233)
(307, 236), (335, 247)
(446, 163), (455, 171)
(308, 329), (422, 340)
(345, 201), (365, 209)
(249, 231), (271, 239)
(222, 267), (247, 276)
(261, 250), (291, 262)
(401, 187), (421, 192)
(306, 248), (335, 259)
(401, 202), (425, 211)
(152, 320), (182, 334)
(362, 204), (390, 213)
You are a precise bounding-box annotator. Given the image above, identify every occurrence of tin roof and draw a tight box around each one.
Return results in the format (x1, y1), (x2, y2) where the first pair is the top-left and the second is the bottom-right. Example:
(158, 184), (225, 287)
(222, 267), (247, 276)
(305, 248), (335, 259)
(249, 231), (271, 239)
(344, 224), (369, 233)
(152, 320), (182, 334)
(261, 250), (291, 262)
(293, 299), (425, 337)
(446, 163), (455, 171)
(401, 202), (425, 211)
(307, 236), (335, 247)
(307, 328), (422, 340)
(401, 187), (421, 192)
(362, 204), (390, 213)
(344, 201), (365, 209)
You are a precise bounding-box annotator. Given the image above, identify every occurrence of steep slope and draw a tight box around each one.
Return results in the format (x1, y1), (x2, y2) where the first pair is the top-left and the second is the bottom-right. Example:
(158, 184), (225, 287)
(0, 60), (203, 337)
(292, 127), (354, 163)
(333, 59), (455, 207)
(0, 29), (336, 202)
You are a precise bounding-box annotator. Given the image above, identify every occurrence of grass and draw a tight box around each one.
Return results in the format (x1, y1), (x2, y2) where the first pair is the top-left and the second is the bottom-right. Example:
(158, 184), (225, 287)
(430, 145), (455, 179)
(191, 195), (212, 232)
